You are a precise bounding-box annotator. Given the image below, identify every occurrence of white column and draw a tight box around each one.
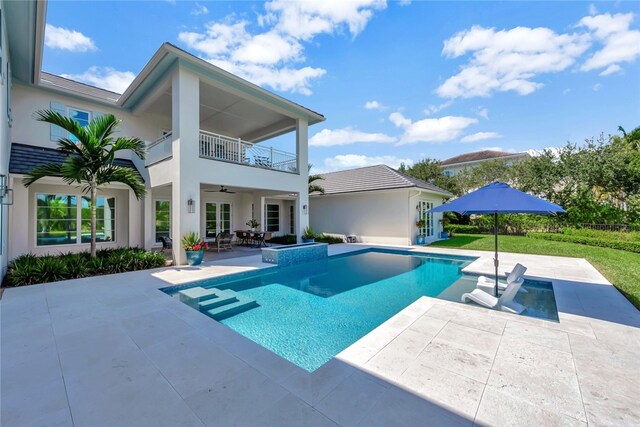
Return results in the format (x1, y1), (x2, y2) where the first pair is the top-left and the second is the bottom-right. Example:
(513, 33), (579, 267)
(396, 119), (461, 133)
(295, 118), (309, 242)
(143, 189), (153, 250)
(252, 194), (266, 231)
(171, 67), (201, 265)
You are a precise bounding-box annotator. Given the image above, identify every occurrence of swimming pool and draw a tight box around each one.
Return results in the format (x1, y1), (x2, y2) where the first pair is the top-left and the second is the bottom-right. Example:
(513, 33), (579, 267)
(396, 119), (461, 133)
(166, 249), (557, 371)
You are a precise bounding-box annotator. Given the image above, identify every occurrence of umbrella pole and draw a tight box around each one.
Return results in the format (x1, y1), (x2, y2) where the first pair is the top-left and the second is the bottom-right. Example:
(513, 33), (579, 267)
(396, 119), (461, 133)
(494, 212), (499, 297)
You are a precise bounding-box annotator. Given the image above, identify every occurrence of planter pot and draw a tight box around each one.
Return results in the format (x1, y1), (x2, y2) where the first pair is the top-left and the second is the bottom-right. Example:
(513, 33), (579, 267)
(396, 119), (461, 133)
(440, 232), (449, 239)
(416, 236), (426, 245)
(186, 250), (205, 266)
(302, 238), (315, 243)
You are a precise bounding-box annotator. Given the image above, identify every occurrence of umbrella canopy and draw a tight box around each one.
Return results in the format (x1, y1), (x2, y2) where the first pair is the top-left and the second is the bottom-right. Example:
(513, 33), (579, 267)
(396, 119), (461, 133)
(429, 182), (565, 296)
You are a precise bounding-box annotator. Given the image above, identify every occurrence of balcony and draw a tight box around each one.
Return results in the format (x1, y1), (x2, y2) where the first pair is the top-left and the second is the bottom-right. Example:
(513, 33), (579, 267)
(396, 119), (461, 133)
(145, 130), (298, 174)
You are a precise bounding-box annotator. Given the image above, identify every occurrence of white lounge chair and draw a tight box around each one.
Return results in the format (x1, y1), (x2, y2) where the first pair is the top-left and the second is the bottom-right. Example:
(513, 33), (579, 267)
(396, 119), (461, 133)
(476, 263), (528, 294)
(461, 280), (525, 314)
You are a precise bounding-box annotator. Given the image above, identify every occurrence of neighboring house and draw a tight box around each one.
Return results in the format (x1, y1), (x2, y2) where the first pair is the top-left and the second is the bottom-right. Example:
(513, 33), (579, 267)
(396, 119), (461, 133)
(0, 0), (324, 271)
(309, 165), (452, 246)
(441, 150), (529, 176)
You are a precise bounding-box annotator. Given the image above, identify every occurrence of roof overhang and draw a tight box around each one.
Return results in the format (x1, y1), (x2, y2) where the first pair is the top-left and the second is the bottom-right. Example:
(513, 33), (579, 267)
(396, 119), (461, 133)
(4, 0), (46, 85)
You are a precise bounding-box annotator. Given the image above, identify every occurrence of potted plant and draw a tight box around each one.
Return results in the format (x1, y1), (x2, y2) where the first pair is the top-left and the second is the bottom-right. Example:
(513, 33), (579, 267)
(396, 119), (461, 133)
(302, 226), (315, 243)
(440, 216), (450, 239)
(415, 219), (426, 245)
(246, 218), (259, 231)
(181, 232), (207, 266)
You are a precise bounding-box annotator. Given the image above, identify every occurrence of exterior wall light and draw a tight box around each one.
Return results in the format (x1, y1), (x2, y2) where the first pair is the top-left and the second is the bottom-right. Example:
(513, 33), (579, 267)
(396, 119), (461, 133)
(187, 198), (195, 214)
(303, 204), (308, 215)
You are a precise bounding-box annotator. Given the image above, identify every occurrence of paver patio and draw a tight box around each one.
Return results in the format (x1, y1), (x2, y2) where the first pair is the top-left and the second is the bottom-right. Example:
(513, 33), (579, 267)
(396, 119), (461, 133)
(1, 244), (638, 426)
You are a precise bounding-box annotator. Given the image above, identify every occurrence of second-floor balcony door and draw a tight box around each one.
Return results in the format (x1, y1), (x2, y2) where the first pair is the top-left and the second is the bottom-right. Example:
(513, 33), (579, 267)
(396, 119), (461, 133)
(205, 202), (232, 239)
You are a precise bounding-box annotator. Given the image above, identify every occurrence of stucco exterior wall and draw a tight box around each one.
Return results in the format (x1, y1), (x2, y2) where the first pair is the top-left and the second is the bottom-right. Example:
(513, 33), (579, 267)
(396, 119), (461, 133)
(0, 5), (11, 276)
(310, 189), (445, 246)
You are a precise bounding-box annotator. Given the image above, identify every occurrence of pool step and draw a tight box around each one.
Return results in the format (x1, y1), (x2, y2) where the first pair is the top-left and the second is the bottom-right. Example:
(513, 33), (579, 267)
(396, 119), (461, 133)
(206, 295), (259, 321)
(178, 286), (258, 320)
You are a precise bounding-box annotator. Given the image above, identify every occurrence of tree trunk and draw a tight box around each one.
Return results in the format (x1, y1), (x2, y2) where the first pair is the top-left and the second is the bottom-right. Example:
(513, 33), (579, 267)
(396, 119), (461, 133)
(90, 183), (97, 258)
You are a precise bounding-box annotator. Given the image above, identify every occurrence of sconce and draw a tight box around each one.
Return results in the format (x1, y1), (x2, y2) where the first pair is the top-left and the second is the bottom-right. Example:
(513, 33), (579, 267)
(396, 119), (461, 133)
(303, 204), (308, 215)
(0, 175), (13, 206)
(187, 198), (195, 214)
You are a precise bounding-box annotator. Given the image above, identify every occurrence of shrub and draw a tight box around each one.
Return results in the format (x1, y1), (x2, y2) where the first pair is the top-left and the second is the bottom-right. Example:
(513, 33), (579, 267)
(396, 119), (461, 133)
(562, 228), (640, 242)
(315, 234), (345, 244)
(528, 232), (640, 254)
(446, 225), (481, 234)
(4, 247), (167, 287)
(268, 235), (298, 245)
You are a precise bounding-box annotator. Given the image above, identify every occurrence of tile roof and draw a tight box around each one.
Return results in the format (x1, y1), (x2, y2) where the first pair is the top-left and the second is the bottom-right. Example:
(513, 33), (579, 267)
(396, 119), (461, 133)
(39, 72), (121, 104)
(9, 144), (144, 182)
(440, 150), (526, 166)
(316, 164), (452, 196)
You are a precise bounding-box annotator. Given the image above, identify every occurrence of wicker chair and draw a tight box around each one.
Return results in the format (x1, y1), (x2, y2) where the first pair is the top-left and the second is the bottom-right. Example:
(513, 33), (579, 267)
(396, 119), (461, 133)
(214, 232), (233, 252)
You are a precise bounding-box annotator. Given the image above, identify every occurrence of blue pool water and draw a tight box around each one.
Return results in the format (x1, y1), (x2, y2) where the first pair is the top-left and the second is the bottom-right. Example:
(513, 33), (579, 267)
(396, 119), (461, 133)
(168, 249), (558, 372)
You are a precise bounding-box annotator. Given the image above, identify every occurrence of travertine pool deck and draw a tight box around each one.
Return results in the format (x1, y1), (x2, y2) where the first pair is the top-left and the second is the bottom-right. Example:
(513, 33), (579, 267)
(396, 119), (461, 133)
(1, 244), (639, 426)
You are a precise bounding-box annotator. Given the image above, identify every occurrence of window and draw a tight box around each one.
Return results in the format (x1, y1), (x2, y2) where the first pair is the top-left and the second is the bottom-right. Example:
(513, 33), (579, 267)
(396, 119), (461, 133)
(68, 108), (90, 142)
(36, 194), (77, 246)
(417, 200), (434, 237)
(205, 203), (217, 238)
(265, 204), (280, 232)
(81, 196), (116, 243)
(289, 205), (294, 234)
(155, 200), (171, 243)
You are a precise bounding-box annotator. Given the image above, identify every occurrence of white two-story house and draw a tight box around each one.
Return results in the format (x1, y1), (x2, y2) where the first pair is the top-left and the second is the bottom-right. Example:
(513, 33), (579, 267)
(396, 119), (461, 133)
(0, 0), (324, 271)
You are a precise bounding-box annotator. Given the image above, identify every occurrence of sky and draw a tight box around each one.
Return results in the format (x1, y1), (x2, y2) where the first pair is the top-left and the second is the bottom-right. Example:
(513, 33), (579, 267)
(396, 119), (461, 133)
(43, 0), (640, 172)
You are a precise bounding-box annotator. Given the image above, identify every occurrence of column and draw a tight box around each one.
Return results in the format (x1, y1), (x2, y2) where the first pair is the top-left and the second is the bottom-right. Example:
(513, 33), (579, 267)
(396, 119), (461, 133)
(143, 189), (153, 250)
(295, 118), (309, 242)
(171, 67), (201, 265)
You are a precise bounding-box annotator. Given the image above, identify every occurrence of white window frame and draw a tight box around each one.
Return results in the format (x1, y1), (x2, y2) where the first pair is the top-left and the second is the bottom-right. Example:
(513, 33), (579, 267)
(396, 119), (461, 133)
(35, 192), (117, 247)
(417, 200), (435, 238)
(154, 199), (171, 244)
(264, 203), (280, 232)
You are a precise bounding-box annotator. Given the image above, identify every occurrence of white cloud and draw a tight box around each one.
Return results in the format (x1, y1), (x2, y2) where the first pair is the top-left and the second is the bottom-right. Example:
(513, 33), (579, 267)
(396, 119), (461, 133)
(191, 3), (209, 16)
(562, 88), (571, 95)
(475, 107), (489, 119)
(179, 0), (386, 95)
(61, 66), (136, 94)
(364, 100), (385, 110)
(424, 100), (453, 115)
(592, 83), (603, 91)
(390, 112), (478, 145)
(398, 0), (412, 6)
(45, 24), (97, 52)
(321, 154), (413, 172)
(460, 132), (502, 143)
(309, 127), (397, 146)
(588, 4), (598, 16)
(579, 13), (640, 74)
(436, 24), (591, 98)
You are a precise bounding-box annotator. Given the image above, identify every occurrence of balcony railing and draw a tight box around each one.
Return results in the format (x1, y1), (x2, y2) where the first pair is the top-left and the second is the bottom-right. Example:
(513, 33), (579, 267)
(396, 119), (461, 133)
(146, 132), (173, 165)
(199, 130), (298, 173)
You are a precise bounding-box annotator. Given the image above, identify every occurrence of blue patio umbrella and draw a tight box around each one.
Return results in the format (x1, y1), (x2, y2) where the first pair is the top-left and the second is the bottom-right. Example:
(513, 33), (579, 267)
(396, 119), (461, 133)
(429, 182), (565, 296)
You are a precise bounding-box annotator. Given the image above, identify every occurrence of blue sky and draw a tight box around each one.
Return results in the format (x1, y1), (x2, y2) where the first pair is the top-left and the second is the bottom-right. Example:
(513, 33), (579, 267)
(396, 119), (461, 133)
(43, 1), (640, 172)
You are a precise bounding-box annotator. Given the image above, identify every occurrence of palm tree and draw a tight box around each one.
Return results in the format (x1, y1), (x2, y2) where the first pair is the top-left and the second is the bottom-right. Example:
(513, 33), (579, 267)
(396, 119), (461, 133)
(308, 164), (325, 195)
(24, 111), (146, 258)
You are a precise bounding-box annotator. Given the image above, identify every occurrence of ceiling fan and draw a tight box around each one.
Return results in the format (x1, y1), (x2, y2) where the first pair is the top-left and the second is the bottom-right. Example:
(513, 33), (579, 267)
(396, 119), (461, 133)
(205, 185), (236, 194)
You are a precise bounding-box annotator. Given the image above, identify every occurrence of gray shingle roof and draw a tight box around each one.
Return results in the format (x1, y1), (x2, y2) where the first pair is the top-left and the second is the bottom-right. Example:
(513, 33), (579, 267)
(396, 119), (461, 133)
(440, 150), (526, 166)
(39, 72), (121, 104)
(316, 164), (452, 196)
(9, 144), (144, 182)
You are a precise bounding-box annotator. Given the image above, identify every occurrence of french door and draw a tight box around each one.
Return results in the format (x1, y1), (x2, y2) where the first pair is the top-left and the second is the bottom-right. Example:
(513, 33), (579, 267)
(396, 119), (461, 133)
(205, 202), (232, 238)
(418, 200), (435, 237)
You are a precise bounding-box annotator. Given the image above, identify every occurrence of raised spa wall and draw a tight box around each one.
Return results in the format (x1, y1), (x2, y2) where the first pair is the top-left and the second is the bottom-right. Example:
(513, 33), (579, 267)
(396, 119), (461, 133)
(261, 243), (328, 266)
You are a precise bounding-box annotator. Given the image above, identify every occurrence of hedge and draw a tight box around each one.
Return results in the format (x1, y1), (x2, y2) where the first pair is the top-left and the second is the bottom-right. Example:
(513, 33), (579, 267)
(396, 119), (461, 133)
(527, 232), (640, 254)
(446, 225), (481, 234)
(4, 247), (167, 287)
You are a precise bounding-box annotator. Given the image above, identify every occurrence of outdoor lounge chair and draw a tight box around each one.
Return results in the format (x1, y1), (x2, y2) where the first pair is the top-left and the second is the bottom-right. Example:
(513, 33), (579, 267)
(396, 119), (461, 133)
(461, 280), (525, 314)
(476, 263), (528, 294)
(214, 232), (233, 252)
(159, 236), (172, 252)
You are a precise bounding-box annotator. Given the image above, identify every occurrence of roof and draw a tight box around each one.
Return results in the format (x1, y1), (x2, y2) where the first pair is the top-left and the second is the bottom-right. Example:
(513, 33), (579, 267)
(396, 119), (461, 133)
(316, 165), (452, 197)
(440, 150), (527, 166)
(39, 72), (122, 104)
(9, 144), (144, 183)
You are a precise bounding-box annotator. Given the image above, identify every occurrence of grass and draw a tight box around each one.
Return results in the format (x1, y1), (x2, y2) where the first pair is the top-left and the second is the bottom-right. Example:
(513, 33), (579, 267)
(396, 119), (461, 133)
(431, 233), (640, 310)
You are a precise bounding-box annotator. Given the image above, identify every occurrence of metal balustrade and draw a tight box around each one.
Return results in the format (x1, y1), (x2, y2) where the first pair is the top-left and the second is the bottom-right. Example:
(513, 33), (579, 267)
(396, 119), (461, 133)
(198, 130), (298, 173)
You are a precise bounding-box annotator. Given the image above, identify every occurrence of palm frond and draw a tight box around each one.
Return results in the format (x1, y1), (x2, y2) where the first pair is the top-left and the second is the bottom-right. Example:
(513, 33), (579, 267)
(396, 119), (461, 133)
(96, 166), (146, 199)
(110, 137), (147, 160)
(35, 110), (89, 145)
(309, 184), (325, 195)
(87, 114), (118, 145)
(23, 164), (64, 187)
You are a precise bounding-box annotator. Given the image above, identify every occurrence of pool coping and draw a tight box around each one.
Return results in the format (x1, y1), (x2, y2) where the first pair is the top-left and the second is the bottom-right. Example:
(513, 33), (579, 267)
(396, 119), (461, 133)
(2, 243), (639, 426)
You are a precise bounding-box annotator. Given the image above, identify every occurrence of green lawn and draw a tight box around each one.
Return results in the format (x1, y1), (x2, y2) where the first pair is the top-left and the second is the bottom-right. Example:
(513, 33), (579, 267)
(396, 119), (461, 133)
(430, 234), (640, 310)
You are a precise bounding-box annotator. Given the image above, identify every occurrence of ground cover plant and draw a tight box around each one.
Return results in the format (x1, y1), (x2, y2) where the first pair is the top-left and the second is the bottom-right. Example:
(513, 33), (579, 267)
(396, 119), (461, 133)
(430, 234), (640, 309)
(3, 247), (166, 287)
